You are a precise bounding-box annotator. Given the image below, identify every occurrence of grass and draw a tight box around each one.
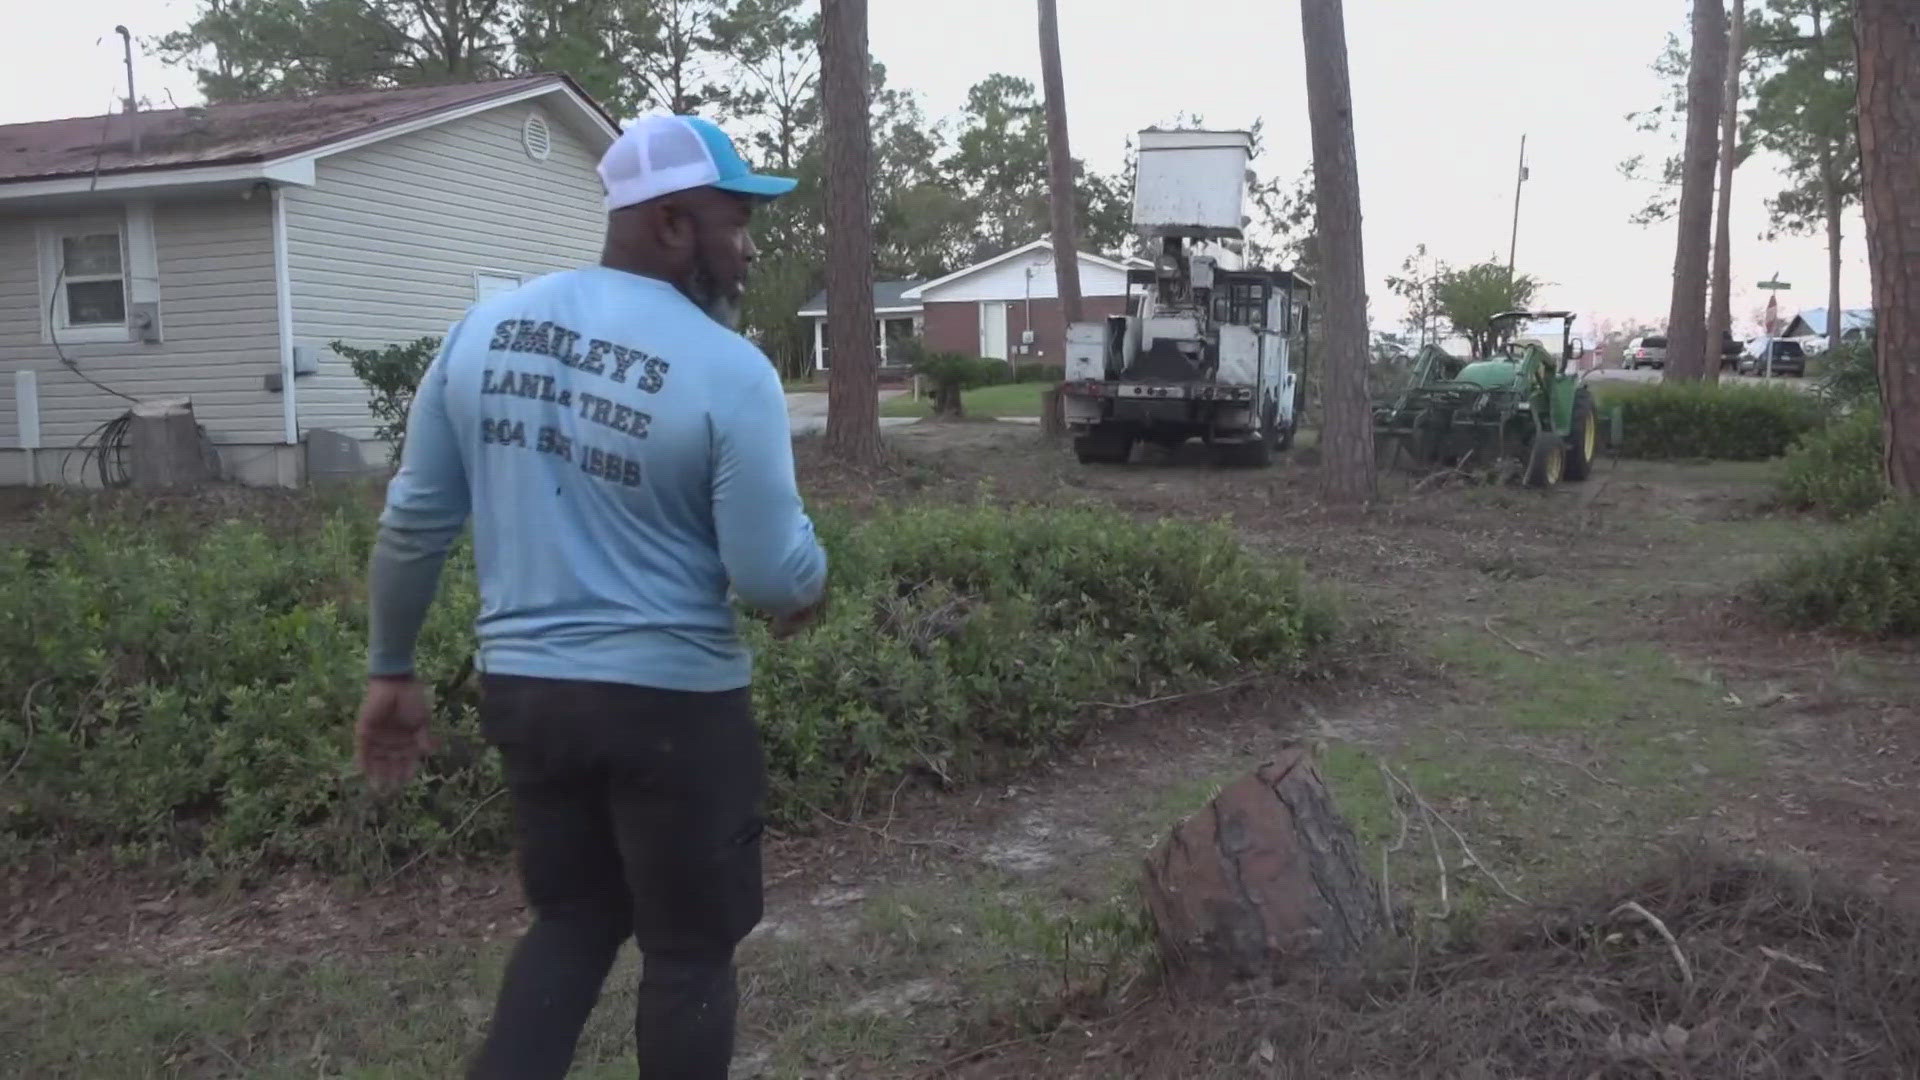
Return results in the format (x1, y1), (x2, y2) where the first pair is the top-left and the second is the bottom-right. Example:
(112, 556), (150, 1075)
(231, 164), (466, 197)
(0, 869), (1150, 1078)
(7, 448), (1909, 1077)
(879, 381), (1050, 419)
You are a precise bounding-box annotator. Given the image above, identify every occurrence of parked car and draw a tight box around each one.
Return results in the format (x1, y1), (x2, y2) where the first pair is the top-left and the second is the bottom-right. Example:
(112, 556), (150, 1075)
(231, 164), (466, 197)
(1718, 330), (1744, 370)
(1627, 334), (1667, 369)
(1739, 337), (1807, 377)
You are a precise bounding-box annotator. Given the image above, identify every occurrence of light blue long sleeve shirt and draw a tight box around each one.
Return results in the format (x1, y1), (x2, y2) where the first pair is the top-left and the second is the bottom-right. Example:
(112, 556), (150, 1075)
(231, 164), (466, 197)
(366, 266), (827, 693)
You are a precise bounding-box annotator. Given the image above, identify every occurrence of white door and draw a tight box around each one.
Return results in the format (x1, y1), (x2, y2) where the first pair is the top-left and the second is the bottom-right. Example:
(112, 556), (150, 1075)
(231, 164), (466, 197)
(979, 302), (1009, 360)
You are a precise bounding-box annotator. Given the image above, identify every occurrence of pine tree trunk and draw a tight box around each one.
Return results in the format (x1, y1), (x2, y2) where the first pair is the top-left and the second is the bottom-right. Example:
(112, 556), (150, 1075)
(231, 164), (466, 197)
(819, 0), (882, 465)
(1037, 0), (1084, 327)
(1824, 165), (1844, 356)
(1707, 0), (1745, 384)
(1299, 0), (1375, 504)
(1854, 0), (1920, 496)
(1142, 747), (1382, 982)
(1667, 0), (1728, 383)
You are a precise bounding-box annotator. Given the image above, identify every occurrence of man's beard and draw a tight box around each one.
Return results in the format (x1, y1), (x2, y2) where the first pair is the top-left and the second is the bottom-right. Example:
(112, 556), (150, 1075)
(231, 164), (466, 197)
(687, 259), (744, 330)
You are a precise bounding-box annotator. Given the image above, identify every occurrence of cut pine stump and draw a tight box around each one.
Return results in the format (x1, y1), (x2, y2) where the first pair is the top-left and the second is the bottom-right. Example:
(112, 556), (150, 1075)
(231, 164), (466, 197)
(1040, 387), (1067, 438)
(1142, 746), (1381, 983)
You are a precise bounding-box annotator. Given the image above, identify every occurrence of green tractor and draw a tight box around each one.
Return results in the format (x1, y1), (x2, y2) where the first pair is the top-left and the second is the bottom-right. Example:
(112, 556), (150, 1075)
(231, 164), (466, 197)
(1371, 310), (1613, 487)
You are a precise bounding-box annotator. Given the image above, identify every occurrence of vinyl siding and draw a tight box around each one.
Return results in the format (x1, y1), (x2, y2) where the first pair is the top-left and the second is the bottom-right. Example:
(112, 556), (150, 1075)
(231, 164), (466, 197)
(0, 197), (283, 463)
(285, 104), (608, 439)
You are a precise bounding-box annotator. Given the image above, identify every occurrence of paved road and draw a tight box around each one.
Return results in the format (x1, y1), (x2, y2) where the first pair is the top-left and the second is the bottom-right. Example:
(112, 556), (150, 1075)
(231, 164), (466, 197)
(784, 391), (918, 437)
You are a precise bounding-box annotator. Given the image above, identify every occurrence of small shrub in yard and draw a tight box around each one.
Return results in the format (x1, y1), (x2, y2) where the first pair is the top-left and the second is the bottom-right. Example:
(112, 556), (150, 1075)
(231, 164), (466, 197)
(0, 498), (1329, 878)
(335, 336), (442, 464)
(904, 340), (1001, 417)
(1776, 406), (1888, 518)
(1812, 340), (1881, 410)
(1756, 500), (1920, 637)
(1598, 382), (1825, 460)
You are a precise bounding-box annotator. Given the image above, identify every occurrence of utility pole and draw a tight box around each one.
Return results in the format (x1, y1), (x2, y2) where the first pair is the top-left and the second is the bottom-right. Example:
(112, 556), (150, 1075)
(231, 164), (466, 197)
(1507, 134), (1527, 280)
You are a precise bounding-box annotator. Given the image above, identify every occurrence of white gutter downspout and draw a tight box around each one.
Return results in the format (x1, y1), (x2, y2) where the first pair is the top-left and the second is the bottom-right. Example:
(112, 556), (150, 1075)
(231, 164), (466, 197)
(270, 183), (297, 449)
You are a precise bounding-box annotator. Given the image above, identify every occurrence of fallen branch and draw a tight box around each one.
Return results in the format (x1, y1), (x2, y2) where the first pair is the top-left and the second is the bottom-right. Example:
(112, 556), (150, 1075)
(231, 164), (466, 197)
(379, 788), (507, 887)
(1383, 765), (1528, 906)
(1515, 745), (1621, 789)
(1088, 674), (1269, 711)
(1612, 900), (1694, 988)
(1483, 618), (1551, 661)
(1409, 450), (1478, 494)
(807, 802), (970, 855)
(2, 680), (48, 789)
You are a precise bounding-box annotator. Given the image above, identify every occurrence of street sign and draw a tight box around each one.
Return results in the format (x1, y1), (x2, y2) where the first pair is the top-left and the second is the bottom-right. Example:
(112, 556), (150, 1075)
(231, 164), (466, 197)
(1757, 274), (1792, 291)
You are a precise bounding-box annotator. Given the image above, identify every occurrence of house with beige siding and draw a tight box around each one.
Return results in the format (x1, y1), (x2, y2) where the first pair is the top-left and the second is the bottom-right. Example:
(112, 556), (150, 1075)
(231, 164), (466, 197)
(0, 74), (617, 487)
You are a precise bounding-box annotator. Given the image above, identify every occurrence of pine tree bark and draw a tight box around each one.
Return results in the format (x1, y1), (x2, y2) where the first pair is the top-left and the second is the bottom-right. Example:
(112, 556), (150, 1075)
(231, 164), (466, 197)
(1299, 0), (1375, 504)
(1812, 1), (1847, 358)
(1854, 0), (1920, 496)
(1037, 0), (1084, 327)
(1707, 0), (1745, 384)
(819, 0), (882, 464)
(1142, 747), (1382, 982)
(1667, 0), (1728, 382)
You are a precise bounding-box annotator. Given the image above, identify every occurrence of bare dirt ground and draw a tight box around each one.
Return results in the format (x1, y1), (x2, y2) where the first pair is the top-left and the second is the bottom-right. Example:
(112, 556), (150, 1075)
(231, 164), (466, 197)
(4, 418), (1917, 1078)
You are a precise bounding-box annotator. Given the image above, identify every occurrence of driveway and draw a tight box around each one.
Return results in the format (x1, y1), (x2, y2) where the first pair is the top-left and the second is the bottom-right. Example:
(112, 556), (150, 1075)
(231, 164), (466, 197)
(785, 390), (918, 438)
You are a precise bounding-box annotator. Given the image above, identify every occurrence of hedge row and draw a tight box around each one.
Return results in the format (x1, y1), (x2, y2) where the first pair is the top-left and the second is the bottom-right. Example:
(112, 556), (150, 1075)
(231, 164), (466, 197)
(1597, 382), (1826, 461)
(0, 497), (1330, 879)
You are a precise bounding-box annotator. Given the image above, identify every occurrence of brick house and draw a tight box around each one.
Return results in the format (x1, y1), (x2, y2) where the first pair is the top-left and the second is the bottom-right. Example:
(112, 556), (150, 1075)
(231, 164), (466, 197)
(799, 240), (1147, 373)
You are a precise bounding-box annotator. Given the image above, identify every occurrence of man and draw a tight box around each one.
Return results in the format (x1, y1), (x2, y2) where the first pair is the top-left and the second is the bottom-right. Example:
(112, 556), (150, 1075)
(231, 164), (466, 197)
(353, 114), (828, 1079)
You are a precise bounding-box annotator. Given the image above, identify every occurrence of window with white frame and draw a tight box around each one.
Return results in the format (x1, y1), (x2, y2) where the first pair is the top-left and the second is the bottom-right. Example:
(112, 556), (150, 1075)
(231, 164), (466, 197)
(53, 229), (128, 330)
(475, 270), (523, 302)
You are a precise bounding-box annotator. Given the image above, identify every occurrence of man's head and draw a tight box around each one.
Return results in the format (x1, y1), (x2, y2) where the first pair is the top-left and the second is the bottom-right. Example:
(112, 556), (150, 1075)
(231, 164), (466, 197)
(597, 115), (797, 329)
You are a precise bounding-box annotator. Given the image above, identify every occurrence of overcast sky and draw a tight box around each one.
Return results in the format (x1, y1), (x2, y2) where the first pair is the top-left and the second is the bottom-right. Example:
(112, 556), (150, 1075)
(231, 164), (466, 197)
(10, 0), (1873, 339)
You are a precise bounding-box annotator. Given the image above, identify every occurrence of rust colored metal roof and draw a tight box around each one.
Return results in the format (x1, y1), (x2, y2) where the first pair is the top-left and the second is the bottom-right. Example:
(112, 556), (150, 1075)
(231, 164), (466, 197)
(0, 74), (611, 185)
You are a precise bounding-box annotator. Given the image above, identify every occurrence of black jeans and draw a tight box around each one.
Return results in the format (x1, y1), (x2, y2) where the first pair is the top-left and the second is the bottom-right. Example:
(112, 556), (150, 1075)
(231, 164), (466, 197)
(466, 675), (767, 1080)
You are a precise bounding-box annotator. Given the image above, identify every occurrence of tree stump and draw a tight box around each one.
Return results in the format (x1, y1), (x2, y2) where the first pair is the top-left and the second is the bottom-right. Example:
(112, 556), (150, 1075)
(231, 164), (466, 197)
(1040, 387), (1067, 438)
(128, 397), (211, 490)
(1142, 746), (1381, 983)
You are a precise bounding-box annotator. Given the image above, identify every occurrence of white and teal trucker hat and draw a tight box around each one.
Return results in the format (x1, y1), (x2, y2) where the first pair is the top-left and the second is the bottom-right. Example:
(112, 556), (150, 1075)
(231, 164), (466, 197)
(597, 114), (799, 212)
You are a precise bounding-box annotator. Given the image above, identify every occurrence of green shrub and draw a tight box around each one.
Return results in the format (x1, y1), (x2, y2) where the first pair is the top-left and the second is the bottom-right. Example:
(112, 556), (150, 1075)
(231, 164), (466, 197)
(0, 498), (1328, 878)
(334, 336), (442, 464)
(1813, 341), (1881, 410)
(1777, 406), (1888, 518)
(1756, 500), (1920, 637)
(1010, 361), (1063, 384)
(905, 341), (1002, 416)
(1597, 382), (1825, 460)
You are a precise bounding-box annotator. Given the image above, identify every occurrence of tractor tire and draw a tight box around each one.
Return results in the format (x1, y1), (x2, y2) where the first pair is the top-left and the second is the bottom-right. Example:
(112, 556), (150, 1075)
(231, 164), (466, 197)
(1564, 387), (1599, 482)
(1074, 425), (1134, 465)
(1524, 432), (1565, 488)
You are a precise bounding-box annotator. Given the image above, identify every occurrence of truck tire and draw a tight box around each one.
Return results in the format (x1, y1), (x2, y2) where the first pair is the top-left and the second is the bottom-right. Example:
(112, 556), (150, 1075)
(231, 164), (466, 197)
(1074, 425), (1134, 465)
(1563, 387), (1599, 482)
(1268, 394), (1296, 452)
(1211, 439), (1271, 468)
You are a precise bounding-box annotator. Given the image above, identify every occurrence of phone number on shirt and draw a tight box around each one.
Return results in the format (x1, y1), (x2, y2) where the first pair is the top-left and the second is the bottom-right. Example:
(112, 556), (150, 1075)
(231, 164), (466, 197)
(482, 417), (642, 489)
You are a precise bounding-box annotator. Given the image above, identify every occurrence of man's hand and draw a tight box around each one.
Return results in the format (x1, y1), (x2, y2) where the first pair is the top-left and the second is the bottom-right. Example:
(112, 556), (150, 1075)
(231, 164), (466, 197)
(355, 675), (435, 793)
(769, 589), (829, 640)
